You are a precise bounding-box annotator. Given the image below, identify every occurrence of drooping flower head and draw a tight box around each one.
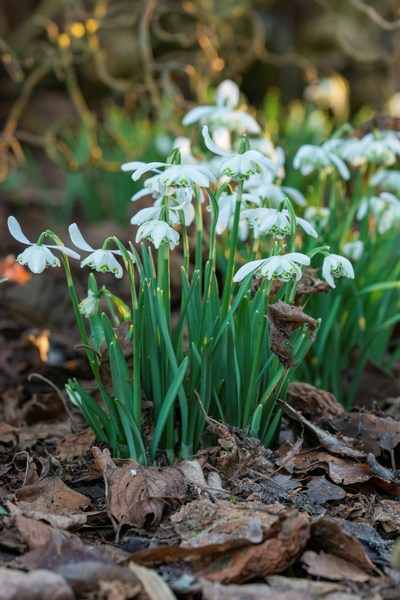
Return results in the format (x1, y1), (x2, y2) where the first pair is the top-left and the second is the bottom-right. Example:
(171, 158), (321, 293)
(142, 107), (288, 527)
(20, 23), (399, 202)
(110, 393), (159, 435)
(233, 252), (310, 283)
(8, 217), (80, 274)
(79, 290), (100, 318)
(293, 144), (350, 180)
(182, 79), (261, 134)
(322, 253), (354, 288)
(343, 241), (364, 261)
(244, 176), (307, 207)
(69, 224), (133, 279)
(136, 219), (180, 250)
(242, 208), (317, 239)
(202, 126), (279, 181)
(121, 151), (216, 195)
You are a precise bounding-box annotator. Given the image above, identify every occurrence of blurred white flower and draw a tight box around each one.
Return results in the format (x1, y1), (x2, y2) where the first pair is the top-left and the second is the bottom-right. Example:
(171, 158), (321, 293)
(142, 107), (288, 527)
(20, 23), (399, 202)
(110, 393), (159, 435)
(356, 192), (400, 222)
(8, 216), (80, 274)
(242, 208), (317, 239)
(79, 290), (100, 318)
(182, 79), (261, 134)
(233, 252), (310, 282)
(293, 144), (350, 180)
(322, 254), (354, 288)
(245, 177), (307, 207)
(207, 190), (260, 235)
(304, 206), (330, 229)
(340, 132), (400, 167)
(343, 241), (364, 261)
(202, 126), (278, 181)
(121, 161), (216, 191)
(69, 224), (133, 279)
(371, 170), (400, 193)
(136, 220), (180, 250)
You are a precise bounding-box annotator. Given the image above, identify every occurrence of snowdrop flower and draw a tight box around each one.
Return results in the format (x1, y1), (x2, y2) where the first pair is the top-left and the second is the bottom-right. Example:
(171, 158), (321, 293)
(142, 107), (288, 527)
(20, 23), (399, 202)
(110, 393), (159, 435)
(121, 160), (216, 192)
(8, 216), (80, 274)
(182, 79), (261, 134)
(341, 138), (395, 167)
(356, 192), (400, 221)
(244, 139), (286, 179)
(242, 208), (317, 239)
(202, 126), (278, 180)
(131, 206), (180, 227)
(304, 206), (330, 229)
(293, 144), (350, 180)
(245, 177), (307, 207)
(322, 254), (354, 288)
(212, 126), (232, 154)
(79, 290), (100, 318)
(207, 190), (261, 235)
(131, 175), (164, 202)
(233, 252), (310, 282)
(136, 220), (180, 250)
(69, 224), (133, 279)
(343, 241), (364, 261)
(371, 170), (400, 193)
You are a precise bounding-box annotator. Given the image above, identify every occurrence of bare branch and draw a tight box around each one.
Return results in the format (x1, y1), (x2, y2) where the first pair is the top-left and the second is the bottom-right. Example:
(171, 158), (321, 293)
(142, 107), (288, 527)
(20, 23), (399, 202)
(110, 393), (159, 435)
(348, 0), (400, 31)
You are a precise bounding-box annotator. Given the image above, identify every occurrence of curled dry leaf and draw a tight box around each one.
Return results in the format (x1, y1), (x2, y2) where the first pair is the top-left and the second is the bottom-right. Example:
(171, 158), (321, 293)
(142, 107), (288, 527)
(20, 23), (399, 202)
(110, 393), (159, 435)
(288, 382), (345, 421)
(202, 513), (310, 585)
(129, 561), (177, 600)
(171, 498), (284, 545)
(92, 448), (186, 530)
(13, 514), (69, 549)
(301, 550), (370, 582)
(0, 568), (74, 600)
(311, 517), (375, 573)
(332, 412), (400, 459)
(57, 428), (96, 460)
(14, 476), (91, 515)
(277, 401), (366, 459)
(267, 301), (318, 368)
(6, 500), (87, 532)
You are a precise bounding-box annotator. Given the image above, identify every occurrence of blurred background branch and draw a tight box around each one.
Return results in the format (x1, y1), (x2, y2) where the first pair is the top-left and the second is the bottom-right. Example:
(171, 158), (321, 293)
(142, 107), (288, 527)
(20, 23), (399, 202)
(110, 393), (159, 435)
(1, 0), (400, 222)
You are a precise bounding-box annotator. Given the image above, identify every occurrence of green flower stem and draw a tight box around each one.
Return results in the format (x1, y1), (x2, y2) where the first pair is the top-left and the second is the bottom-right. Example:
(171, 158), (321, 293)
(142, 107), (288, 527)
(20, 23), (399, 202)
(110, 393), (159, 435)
(220, 179), (244, 321)
(163, 241), (171, 333)
(194, 186), (203, 276)
(242, 279), (272, 427)
(250, 236), (259, 262)
(181, 220), (190, 276)
(317, 169), (327, 207)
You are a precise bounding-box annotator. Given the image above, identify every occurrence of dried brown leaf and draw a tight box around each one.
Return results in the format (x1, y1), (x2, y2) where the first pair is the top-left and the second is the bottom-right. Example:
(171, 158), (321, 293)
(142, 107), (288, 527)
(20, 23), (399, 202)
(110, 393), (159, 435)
(304, 476), (345, 505)
(93, 449), (186, 529)
(128, 562), (177, 600)
(278, 401), (366, 458)
(288, 382), (345, 421)
(267, 301), (318, 368)
(311, 517), (375, 572)
(14, 476), (91, 515)
(332, 412), (400, 457)
(203, 513), (310, 585)
(57, 428), (96, 460)
(302, 550), (370, 582)
(373, 500), (400, 534)
(14, 514), (67, 549)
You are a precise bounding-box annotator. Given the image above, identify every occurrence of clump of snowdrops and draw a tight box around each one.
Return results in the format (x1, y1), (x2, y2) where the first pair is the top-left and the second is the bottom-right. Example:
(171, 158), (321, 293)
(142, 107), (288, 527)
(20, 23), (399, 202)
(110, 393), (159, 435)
(289, 130), (400, 407)
(7, 81), (355, 463)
